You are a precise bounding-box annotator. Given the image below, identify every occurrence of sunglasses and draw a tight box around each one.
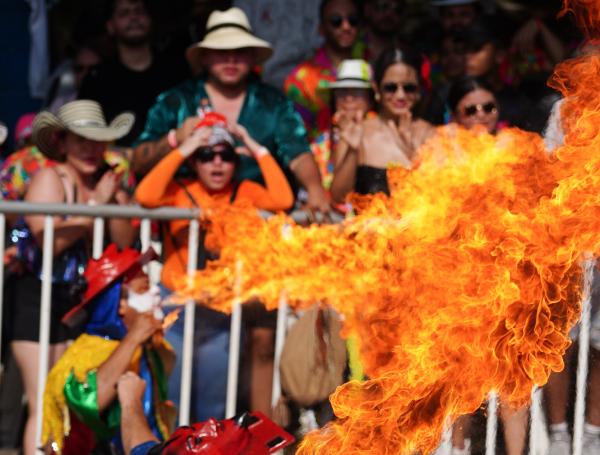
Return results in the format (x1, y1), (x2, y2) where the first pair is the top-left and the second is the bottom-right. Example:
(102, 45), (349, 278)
(194, 147), (237, 163)
(328, 14), (360, 28)
(381, 82), (419, 95)
(463, 102), (497, 117)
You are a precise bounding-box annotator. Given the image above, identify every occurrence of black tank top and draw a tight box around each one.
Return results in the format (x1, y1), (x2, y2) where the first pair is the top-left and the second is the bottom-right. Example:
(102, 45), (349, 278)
(355, 165), (390, 196)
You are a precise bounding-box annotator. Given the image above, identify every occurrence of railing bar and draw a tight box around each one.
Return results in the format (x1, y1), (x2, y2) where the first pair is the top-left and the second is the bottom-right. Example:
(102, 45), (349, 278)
(225, 260), (244, 418)
(573, 257), (594, 455)
(140, 218), (152, 274)
(93, 218), (104, 259)
(0, 201), (200, 220)
(529, 387), (544, 455)
(271, 292), (288, 409)
(0, 214), (5, 373)
(179, 218), (199, 425)
(485, 392), (498, 455)
(34, 216), (55, 454)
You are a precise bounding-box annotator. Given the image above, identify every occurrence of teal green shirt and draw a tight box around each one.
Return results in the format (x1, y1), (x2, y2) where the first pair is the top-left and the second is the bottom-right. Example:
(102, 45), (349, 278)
(136, 76), (310, 184)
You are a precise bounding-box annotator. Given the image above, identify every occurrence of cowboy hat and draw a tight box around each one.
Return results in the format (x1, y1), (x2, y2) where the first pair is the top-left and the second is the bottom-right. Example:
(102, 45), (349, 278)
(325, 59), (372, 90)
(61, 244), (158, 327)
(32, 100), (134, 161)
(186, 7), (273, 67)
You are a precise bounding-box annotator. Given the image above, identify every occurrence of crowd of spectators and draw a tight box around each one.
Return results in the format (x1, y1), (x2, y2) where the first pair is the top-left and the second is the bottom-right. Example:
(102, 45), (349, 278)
(0, 0), (599, 454)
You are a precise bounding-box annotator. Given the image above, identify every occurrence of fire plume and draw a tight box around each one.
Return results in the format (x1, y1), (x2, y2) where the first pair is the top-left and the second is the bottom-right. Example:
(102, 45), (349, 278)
(175, 3), (600, 453)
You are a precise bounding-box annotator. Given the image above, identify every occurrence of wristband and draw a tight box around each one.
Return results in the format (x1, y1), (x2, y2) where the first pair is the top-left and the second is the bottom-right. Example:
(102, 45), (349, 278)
(167, 129), (178, 149)
(255, 146), (269, 158)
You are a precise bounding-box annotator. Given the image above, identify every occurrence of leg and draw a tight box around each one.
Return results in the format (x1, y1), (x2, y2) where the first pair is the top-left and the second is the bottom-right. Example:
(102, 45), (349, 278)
(451, 414), (472, 452)
(544, 345), (575, 425)
(587, 348), (600, 426)
(500, 404), (528, 455)
(249, 327), (275, 416)
(11, 341), (41, 455)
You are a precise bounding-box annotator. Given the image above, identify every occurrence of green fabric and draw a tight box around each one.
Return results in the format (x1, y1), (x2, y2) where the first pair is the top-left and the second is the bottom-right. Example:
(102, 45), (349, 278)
(135, 75), (310, 184)
(63, 370), (121, 441)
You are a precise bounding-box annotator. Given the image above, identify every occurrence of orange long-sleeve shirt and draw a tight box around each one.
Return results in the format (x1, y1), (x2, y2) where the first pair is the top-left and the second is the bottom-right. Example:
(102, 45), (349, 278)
(135, 149), (294, 290)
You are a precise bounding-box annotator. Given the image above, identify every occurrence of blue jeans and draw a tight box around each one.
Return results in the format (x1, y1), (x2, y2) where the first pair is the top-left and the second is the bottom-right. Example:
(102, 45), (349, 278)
(161, 285), (231, 422)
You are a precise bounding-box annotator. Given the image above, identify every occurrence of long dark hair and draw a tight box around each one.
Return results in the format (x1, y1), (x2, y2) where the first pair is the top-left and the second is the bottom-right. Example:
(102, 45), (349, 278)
(373, 47), (426, 88)
(447, 76), (496, 113)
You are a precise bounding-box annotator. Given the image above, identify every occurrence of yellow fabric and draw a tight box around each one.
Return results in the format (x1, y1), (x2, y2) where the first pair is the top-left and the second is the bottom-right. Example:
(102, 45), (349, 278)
(42, 334), (140, 451)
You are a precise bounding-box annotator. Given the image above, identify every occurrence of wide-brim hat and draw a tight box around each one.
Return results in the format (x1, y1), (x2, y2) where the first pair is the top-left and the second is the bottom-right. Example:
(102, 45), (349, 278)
(325, 59), (373, 90)
(32, 100), (134, 161)
(61, 244), (157, 326)
(186, 7), (273, 67)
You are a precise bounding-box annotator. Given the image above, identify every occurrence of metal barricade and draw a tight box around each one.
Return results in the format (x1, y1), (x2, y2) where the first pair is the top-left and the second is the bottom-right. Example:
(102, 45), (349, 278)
(0, 200), (594, 455)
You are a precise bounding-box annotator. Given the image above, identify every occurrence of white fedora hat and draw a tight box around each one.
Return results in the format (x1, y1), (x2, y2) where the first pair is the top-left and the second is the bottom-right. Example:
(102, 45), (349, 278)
(326, 59), (372, 90)
(186, 7), (273, 67)
(32, 100), (134, 161)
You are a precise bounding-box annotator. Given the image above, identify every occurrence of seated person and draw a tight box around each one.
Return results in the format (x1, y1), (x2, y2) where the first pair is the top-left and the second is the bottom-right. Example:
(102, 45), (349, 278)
(42, 245), (175, 454)
(135, 113), (293, 421)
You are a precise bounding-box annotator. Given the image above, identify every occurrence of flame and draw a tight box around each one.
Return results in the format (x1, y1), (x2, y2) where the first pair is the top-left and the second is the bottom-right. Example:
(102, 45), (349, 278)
(174, 4), (600, 453)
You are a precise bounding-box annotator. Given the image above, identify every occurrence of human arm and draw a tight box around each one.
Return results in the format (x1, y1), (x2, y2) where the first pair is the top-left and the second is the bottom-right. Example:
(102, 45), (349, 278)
(24, 169), (93, 255)
(135, 128), (211, 207)
(329, 110), (363, 204)
(108, 190), (138, 249)
(95, 312), (162, 412)
(512, 18), (567, 65)
(230, 124), (294, 211)
(133, 117), (203, 177)
(117, 372), (159, 455)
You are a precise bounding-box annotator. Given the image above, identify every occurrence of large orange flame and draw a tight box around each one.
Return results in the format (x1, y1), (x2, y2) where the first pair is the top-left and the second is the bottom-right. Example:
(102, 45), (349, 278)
(174, 3), (600, 453)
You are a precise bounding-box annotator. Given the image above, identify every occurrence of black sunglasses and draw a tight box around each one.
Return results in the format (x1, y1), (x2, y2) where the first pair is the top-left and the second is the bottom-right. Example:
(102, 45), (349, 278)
(194, 147), (238, 163)
(381, 82), (419, 95)
(464, 102), (497, 117)
(328, 13), (360, 28)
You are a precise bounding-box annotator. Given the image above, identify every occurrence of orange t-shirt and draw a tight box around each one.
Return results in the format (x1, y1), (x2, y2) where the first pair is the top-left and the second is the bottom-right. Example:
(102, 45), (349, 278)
(135, 149), (293, 290)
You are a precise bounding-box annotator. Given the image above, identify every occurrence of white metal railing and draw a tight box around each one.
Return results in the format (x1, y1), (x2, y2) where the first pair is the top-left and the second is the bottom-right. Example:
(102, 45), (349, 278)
(0, 200), (594, 455)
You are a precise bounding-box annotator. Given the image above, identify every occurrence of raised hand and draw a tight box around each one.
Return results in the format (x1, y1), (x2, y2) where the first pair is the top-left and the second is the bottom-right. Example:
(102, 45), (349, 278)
(229, 123), (268, 159)
(179, 126), (212, 158)
(335, 109), (364, 150)
(117, 371), (146, 407)
(175, 116), (203, 144)
(127, 311), (163, 345)
(92, 170), (121, 204)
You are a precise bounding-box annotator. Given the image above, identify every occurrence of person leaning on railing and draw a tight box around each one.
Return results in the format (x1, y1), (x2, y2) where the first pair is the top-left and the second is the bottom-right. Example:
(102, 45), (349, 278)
(10, 100), (138, 455)
(135, 112), (293, 422)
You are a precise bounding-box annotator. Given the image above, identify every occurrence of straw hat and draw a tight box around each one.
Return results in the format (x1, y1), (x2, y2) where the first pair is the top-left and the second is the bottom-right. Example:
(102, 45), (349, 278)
(32, 100), (134, 161)
(186, 7), (273, 67)
(326, 59), (372, 90)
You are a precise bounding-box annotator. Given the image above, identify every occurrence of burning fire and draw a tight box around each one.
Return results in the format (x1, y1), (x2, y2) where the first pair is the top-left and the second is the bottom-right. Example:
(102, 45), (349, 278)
(173, 1), (600, 453)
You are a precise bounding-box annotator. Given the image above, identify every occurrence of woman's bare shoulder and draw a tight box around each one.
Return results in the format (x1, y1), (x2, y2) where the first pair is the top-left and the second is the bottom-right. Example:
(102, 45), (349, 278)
(26, 166), (65, 201)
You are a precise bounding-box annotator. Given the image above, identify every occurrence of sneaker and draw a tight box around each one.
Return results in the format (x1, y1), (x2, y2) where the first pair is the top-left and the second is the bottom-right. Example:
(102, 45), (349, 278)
(582, 434), (600, 455)
(548, 431), (571, 455)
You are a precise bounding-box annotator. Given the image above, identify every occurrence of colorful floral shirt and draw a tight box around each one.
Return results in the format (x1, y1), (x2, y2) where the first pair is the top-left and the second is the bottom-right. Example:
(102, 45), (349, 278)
(0, 146), (136, 201)
(284, 42), (367, 141)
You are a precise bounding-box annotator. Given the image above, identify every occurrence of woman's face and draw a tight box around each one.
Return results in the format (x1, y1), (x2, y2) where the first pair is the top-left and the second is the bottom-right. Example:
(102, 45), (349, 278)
(193, 143), (237, 192)
(60, 132), (106, 175)
(333, 87), (371, 116)
(454, 88), (499, 133)
(376, 63), (420, 117)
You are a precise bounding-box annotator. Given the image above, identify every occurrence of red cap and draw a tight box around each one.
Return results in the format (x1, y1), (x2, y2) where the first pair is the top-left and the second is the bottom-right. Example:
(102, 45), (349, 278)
(195, 112), (228, 129)
(61, 244), (157, 325)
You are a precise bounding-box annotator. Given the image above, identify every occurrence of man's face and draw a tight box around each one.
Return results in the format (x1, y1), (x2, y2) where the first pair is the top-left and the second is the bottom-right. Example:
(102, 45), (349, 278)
(107, 0), (152, 46)
(204, 49), (254, 86)
(321, 0), (360, 52)
(440, 5), (477, 32)
(364, 0), (403, 35)
(465, 43), (496, 77)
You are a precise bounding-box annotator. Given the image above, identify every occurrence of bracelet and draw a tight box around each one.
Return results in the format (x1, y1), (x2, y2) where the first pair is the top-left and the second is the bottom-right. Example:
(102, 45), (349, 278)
(167, 129), (178, 149)
(255, 146), (269, 158)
